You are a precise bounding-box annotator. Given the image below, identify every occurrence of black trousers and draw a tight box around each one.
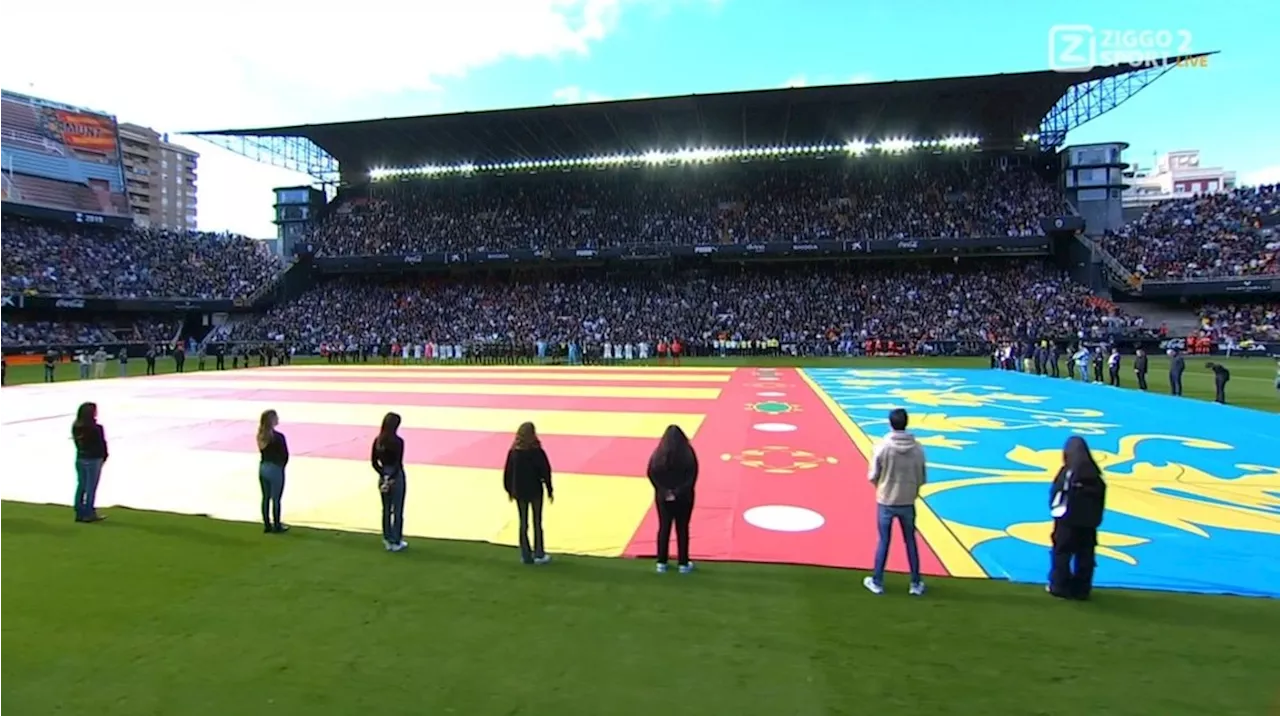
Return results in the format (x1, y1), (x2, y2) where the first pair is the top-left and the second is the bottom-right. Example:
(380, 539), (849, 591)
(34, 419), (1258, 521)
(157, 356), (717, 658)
(1108, 368), (1120, 387)
(1050, 361), (1060, 378)
(1136, 371), (1148, 391)
(1170, 373), (1183, 396)
(655, 496), (694, 566)
(1049, 522), (1097, 599)
(1215, 381), (1227, 404)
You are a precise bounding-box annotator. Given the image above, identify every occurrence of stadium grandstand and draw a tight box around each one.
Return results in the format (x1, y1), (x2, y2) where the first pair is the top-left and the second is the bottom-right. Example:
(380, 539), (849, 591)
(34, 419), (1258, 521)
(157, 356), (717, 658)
(4, 52), (1278, 359)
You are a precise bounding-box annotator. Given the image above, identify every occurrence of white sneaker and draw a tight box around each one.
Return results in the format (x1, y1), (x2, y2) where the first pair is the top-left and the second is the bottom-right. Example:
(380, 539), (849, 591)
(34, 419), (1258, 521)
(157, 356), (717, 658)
(678, 562), (695, 574)
(909, 581), (926, 596)
(863, 576), (885, 595)
(390, 541), (407, 553)
(398, 540), (408, 549)
(533, 555), (552, 565)
(656, 563), (668, 574)
(383, 540), (393, 551)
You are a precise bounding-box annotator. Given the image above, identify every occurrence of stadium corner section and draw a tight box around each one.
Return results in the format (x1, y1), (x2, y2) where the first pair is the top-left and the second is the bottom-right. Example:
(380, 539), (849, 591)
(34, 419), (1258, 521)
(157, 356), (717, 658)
(798, 370), (987, 579)
(623, 367), (946, 575)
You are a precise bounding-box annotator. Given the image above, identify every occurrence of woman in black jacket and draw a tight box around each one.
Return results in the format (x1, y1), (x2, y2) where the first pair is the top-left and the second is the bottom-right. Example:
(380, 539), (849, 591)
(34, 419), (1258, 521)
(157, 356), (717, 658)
(256, 409), (289, 534)
(71, 402), (108, 523)
(503, 422), (554, 565)
(648, 424), (699, 574)
(371, 412), (408, 552)
(1048, 436), (1108, 600)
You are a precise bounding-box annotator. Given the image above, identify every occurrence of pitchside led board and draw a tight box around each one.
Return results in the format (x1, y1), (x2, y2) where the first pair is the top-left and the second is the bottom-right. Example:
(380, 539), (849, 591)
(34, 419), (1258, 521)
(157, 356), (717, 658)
(0, 90), (133, 227)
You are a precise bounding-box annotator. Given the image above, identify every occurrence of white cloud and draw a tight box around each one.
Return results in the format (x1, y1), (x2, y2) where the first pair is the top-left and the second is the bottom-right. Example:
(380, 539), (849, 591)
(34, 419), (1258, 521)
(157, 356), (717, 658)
(783, 75), (809, 88)
(0, 0), (627, 237)
(551, 86), (613, 104)
(1242, 165), (1280, 187)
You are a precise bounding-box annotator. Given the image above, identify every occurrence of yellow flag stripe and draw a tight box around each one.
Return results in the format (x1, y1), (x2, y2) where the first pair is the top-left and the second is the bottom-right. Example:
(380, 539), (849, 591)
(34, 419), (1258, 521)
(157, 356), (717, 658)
(167, 378), (722, 401)
(117, 397), (703, 438)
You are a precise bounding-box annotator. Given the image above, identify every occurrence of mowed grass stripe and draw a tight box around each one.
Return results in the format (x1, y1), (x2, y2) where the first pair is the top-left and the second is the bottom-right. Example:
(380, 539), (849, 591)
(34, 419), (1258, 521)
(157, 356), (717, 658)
(117, 397), (704, 439)
(160, 378), (723, 401)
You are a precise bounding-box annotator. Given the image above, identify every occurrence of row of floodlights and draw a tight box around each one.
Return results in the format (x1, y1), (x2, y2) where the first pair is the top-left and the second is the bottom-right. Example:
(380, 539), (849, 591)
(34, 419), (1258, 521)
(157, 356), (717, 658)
(368, 134), (1038, 180)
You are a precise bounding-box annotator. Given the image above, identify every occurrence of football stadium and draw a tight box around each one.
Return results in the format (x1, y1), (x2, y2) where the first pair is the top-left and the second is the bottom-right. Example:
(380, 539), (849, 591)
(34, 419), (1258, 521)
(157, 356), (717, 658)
(3, 39), (1280, 716)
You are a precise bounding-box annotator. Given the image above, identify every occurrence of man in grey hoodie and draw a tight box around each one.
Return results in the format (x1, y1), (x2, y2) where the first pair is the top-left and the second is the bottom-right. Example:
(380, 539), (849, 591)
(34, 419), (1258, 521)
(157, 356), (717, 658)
(863, 408), (928, 596)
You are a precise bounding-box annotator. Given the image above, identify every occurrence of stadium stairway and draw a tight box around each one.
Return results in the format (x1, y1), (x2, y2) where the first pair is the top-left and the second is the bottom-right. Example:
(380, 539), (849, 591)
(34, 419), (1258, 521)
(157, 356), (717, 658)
(1119, 302), (1201, 335)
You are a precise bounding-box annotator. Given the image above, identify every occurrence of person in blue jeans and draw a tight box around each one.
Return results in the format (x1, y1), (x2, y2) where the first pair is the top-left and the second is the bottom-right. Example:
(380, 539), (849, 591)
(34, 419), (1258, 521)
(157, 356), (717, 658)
(503, 422), (555, 565)
(255, 409), (289, 534)
(371, 412), (408, 552)
(71, 402), (109, 522)
(863, 408), (928, 596)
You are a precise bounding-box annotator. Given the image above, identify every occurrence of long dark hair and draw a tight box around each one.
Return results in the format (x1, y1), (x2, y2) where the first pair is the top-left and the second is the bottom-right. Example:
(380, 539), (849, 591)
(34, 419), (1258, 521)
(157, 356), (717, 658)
(648, 424), (695, 475)
(1062, 436), (1101, 484)
(256, 410), (278, 451)
(71, 402), (97, 438)
(375, 412), (402, 453)
(512, 421), (540, 451)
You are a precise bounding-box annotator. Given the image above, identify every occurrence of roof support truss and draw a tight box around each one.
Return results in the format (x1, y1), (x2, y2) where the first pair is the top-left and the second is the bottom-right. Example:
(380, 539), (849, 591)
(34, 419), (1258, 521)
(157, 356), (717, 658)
(1039, 63), (1180, 150)
(196, 134), (340, 186)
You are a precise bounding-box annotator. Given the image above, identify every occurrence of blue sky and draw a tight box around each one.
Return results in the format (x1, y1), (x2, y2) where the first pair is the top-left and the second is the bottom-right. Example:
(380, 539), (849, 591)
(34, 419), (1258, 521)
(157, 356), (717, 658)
(2, 0), (1276, 238)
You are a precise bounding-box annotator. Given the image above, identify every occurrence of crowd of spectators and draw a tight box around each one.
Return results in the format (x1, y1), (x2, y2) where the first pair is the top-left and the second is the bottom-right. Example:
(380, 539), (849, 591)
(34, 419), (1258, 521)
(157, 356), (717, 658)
(230, 261), (1142, 350)
(1102, 185), (1280, 280)
(0, 318), (176, 346)
(309, 161), (1060, 256)
(1, 219), (285, 299)
(1195, 303), (1280, 341)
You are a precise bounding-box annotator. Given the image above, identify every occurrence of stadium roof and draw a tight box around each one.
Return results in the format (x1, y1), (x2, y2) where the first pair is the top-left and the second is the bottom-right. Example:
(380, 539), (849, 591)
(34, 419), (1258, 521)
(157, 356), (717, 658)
(191, 57), (1212, 172)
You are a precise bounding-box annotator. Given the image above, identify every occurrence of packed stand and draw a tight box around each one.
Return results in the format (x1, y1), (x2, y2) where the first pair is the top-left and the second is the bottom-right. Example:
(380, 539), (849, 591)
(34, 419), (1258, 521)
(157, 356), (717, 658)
(231, 260), (1143, 352)
(1102, 185), (1280, 280)
(1194, 303), (1280, 341)
(0, 319), (177, 346)
(309, 161), (1061, 256)
(1, 218), (285, 299)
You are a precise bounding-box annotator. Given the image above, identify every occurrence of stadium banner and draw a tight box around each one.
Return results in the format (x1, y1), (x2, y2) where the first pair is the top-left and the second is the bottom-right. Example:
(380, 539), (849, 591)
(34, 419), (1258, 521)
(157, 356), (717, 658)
(53, 110), (118, 155)
(1157, 337), (1279, 357)
(2, 342), (164, 360)
(312, 236), (1051, 274)
(2, 294), (24, 309)
(0, 201), (134, 229)
(1139, 277), (1280, 298)
(18, 296), (236, 313)
(866, 236), (1051, 254)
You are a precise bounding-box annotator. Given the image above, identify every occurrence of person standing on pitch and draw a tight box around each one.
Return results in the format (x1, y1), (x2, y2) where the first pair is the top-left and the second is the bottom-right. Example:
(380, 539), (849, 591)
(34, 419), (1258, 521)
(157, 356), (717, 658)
(44, 347), (57, 382)
(255, 409), (289, 534)
(1134, 348), (1149, 391)
(502, 421), (554, 565)
(1048, 436), (1107, 600)
(371, 412), (408, 552)
(1168, 349), (1185, 396)
(1205, 362), (1231, 404)
(71, 402), (108, 522)
(863, 408), (927, 596)
(1107, 348), (1121, 387)
(647, 425), (699, 573)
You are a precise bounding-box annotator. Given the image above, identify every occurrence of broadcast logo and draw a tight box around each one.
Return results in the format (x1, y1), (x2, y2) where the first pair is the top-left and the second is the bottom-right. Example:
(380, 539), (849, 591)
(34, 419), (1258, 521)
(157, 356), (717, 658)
(1048, 25), (1204, 73)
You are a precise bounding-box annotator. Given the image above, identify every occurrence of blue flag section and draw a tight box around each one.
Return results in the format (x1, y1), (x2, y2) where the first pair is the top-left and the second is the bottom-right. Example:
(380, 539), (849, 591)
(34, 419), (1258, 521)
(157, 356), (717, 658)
(804, 368), (1280, 598)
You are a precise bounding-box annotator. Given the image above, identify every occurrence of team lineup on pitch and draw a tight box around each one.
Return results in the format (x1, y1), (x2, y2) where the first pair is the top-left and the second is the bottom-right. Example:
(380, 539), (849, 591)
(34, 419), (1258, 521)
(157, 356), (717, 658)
(3, 364), (1276, 597)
